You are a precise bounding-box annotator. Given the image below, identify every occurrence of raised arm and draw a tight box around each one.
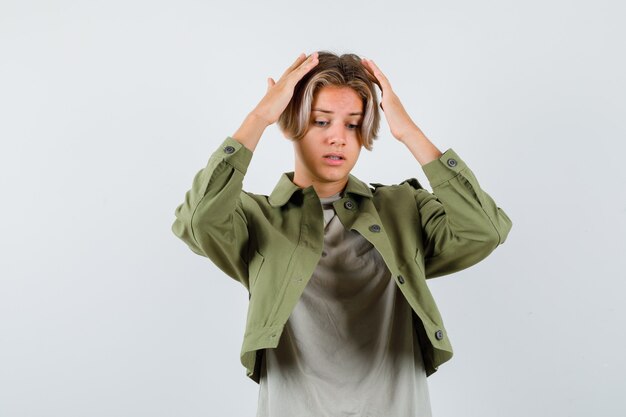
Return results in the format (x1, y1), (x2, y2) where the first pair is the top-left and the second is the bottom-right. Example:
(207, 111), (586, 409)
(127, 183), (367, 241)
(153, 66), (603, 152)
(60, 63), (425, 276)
(361, 58), (512, 278)
(171, 52), (320, 288)
(414, 150), (512, 278)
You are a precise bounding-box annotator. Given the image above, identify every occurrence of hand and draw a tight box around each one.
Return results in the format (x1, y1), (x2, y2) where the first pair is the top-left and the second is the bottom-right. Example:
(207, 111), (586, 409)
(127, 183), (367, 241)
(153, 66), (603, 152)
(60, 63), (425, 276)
(250, 52), (319, 126)
(361, 58), (420, 143)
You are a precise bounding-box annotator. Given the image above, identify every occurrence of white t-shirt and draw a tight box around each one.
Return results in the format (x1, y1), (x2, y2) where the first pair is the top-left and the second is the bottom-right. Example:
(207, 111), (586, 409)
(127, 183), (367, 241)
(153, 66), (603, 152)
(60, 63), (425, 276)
(256, 191), (432, 417)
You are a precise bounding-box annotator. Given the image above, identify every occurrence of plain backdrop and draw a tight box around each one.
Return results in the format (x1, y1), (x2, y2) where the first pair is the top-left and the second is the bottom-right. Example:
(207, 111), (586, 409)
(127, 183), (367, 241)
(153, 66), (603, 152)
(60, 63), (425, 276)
(1, 1), (625, 416)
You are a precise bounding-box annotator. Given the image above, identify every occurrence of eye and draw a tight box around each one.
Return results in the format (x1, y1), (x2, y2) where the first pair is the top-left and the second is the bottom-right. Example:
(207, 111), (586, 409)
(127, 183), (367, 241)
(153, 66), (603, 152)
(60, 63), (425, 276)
(347, 124), (360, 130)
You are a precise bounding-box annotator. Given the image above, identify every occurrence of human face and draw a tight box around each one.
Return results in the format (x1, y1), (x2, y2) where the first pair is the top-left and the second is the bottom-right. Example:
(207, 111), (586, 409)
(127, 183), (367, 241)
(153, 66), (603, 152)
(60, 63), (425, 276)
(292, 86), (363, 198)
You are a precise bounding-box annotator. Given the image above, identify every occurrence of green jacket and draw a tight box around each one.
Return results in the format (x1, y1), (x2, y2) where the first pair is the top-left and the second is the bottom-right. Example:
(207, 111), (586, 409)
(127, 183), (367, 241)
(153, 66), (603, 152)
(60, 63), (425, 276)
(172, 136), (513, 383)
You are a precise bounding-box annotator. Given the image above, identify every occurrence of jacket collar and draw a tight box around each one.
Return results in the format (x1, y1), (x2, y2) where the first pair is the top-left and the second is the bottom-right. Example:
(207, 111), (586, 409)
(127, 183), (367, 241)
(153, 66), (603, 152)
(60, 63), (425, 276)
(268, 172), (373, 207)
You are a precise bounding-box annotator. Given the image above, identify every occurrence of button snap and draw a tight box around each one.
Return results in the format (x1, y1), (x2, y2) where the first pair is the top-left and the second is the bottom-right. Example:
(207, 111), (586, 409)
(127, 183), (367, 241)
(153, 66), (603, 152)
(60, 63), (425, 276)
(224, 145), (235, 154)
(369, 224), (381, 233)
(397, 275), (405, 284)
(435, 330), (444, 340)
(344, 200), (355, 210)
(446, 158), (457, 167)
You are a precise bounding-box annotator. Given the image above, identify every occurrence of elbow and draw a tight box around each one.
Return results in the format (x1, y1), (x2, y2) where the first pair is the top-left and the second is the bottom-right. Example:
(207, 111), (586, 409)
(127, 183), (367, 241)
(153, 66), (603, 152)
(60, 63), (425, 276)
(473, 217), (510, 262)
(424, 213), (511, 279)
(171, 216), (206, 257)
(480, 221), (505, 254)
(475, 207), (513, 248)
(455, 223), (502, 266)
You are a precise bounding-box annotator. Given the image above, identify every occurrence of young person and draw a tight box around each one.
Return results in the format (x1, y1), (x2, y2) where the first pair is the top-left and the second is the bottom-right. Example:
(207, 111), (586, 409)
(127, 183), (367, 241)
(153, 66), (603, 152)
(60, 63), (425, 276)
(172, 51), (513, 416)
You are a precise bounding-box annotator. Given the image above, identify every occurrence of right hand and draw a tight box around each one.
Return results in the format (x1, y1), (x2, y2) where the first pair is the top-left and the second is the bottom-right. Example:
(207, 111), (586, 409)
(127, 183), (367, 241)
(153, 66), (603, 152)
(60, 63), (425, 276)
(250, 52), (319, 126)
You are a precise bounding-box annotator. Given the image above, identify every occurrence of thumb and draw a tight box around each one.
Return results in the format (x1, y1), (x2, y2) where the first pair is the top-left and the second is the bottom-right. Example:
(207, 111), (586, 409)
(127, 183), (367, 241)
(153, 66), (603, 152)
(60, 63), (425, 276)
(267, 77), (276, 91)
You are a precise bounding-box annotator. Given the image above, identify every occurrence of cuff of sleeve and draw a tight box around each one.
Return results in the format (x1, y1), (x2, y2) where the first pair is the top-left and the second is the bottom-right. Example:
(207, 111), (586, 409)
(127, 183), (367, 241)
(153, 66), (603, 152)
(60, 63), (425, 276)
(210, 136), (254, 175)
(421, 148), (468, 187)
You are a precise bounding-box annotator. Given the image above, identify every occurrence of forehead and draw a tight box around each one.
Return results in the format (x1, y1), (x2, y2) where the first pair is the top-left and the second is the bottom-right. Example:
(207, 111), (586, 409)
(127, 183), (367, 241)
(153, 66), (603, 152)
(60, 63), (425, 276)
(312, 86), (363, 113)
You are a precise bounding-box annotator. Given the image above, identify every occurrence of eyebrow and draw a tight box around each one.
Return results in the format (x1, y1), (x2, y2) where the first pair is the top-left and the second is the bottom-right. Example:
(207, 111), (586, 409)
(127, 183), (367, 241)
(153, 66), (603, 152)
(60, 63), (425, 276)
(312, 108), (363, 116)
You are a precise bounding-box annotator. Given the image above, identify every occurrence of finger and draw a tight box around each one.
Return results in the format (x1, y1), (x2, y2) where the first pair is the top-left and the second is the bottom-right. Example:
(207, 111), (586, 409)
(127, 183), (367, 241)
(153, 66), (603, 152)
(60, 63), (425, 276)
(361, 59), (381, 89)
(279, 52), (308, 80)
(285, 51), (319, 83)
(267, 77), (276, 91)
(360, 57), (375, 77)
(293, 51), (318, 74)
(362, 58), (390, 90)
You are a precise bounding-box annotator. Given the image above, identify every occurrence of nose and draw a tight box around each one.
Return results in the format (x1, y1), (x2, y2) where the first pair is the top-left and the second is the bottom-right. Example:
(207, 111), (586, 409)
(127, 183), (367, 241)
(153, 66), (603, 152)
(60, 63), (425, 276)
(328, 124), (347, 146)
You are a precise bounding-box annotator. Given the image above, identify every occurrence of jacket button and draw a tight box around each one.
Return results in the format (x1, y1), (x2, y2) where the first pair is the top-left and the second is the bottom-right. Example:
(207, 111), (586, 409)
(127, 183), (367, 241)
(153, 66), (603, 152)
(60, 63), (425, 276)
(369, 224), (381, 233)
(344, 200), (355, 210)
(435, 330), (444, 340)
(224, 145), (235, 154)
(446, 158), (457, 167)
(397, 275), (405, 284)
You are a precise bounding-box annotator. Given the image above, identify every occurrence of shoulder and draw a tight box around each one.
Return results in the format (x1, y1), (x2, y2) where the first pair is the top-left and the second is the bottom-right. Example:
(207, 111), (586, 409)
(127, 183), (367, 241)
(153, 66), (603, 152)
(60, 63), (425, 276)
(240, 190), (268, 205)
(369, 177), (426, 193)
(367, 178), (430, 212)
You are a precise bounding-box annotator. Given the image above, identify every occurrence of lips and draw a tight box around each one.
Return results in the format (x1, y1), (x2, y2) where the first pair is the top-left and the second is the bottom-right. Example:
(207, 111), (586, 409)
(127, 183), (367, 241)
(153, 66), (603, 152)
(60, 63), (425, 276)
(322, 153), (345, 166)
(323, 153), (345, 160)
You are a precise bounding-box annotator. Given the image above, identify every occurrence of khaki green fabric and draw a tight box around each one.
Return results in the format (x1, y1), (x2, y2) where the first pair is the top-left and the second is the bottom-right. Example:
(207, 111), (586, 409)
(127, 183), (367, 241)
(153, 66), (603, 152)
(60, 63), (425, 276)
(171, 136), (513, 383)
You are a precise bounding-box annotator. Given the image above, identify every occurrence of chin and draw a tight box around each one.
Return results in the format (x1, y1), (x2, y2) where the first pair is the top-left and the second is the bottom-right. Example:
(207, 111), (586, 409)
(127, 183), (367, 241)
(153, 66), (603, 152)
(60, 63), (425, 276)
(320, 172), (348, 182)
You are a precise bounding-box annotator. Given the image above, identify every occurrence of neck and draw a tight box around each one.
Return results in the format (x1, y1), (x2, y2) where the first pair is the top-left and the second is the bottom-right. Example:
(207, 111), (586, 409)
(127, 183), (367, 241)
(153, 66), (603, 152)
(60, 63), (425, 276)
(292, 174), (347, 198)
(315, 183), (345, 198)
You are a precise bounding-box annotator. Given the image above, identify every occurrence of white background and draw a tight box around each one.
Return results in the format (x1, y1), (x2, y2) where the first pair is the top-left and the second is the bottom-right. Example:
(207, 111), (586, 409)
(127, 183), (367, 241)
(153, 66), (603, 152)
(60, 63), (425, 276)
(1, 1), (625, 416)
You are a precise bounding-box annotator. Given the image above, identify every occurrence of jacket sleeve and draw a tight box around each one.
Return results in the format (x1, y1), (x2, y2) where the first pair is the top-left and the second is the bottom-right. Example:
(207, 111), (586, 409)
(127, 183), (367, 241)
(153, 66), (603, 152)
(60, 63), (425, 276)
(415, 148), (513, 278)
(171, 136), (253, 287)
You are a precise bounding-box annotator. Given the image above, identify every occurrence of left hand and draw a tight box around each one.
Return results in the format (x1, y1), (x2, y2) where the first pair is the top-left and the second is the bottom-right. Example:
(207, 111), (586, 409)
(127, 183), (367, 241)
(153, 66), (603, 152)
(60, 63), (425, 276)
(361, 58), (420, 143)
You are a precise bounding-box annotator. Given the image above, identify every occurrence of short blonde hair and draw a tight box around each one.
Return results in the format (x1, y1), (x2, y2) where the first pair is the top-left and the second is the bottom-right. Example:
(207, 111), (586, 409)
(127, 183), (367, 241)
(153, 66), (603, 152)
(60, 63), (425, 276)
(278, 50), (381, 151)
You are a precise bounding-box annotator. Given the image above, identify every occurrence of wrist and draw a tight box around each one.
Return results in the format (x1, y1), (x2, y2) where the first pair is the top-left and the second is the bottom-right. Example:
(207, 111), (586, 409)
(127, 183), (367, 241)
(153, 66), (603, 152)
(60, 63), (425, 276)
(247, 110), (273, 129)
(232, 113), (269, 152)
(400, 127), (443, 166)
(241, 111), (273, 135)
(397, 125), (425, 144)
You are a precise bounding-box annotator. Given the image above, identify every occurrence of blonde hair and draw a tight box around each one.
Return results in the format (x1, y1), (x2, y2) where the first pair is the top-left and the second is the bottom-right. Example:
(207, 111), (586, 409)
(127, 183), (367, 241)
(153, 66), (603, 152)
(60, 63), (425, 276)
(277, 50), (381, 151)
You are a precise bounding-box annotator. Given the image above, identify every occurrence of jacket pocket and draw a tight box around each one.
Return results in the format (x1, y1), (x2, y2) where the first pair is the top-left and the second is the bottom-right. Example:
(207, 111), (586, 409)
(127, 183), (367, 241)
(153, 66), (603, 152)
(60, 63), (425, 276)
(248, 250), (265, 292)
